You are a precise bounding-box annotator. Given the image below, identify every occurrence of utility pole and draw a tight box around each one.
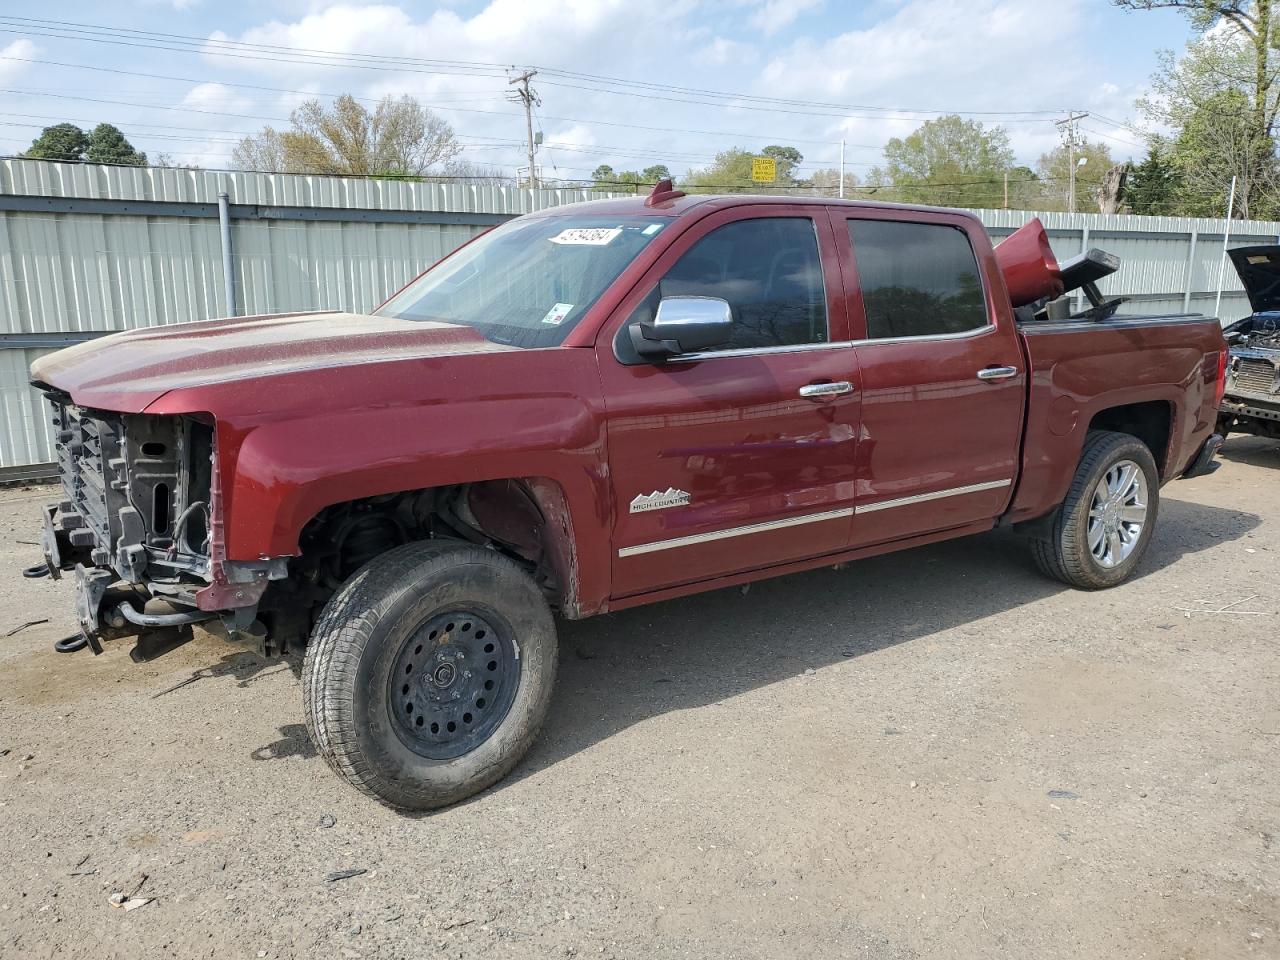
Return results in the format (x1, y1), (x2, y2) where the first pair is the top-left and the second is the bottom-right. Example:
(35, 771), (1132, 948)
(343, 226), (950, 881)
(1214, 175), (1239, 320)
(508, 69), (540, 189)
(1055, 111), (1088, 212)
(1003, 171), (1009, 209)
(839, 139), (845, 199)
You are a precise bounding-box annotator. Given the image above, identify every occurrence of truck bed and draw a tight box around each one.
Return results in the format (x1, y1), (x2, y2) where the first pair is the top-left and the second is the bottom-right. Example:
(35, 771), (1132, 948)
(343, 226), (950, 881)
(1009, 312), (1226, 523)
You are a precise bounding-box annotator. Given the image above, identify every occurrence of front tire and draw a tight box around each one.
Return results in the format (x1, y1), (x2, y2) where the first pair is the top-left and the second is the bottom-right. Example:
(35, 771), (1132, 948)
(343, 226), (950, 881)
(302, 541), (558, 811)
(1031, 430), (1160, 590)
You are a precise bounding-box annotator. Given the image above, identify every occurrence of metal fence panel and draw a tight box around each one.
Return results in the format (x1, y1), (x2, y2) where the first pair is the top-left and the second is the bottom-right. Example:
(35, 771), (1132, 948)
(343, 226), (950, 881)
(0, 347), (56, 469)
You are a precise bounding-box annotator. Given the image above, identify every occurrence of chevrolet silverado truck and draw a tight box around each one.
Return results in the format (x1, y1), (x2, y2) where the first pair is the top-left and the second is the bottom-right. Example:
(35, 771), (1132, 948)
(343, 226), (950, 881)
(1218, 245), (1280, 440)
(30, 182), (1227, 810)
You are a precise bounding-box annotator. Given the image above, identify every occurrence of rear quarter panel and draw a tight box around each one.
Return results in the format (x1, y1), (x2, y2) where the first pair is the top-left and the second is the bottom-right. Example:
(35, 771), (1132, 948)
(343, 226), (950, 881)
(1011, 316), (1225, 523)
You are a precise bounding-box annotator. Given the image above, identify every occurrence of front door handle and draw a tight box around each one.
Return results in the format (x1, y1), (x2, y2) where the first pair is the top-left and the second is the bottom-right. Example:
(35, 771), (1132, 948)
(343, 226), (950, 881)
(799, 381), (854, 398)
(976, 366), (1018, 381)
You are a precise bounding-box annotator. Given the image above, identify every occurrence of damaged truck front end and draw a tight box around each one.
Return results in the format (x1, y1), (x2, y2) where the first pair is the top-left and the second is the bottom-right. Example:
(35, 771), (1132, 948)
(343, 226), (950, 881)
(1219, 246), (1280, 440)
(38, 392), (280, 660)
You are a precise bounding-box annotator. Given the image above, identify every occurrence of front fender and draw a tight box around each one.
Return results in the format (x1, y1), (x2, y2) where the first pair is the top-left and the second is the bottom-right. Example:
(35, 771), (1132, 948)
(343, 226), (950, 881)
(147, 348), (613, 612)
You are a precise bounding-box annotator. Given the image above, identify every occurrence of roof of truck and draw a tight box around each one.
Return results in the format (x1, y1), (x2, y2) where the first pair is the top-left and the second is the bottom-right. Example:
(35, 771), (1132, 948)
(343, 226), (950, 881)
(545, 189), (983, 222)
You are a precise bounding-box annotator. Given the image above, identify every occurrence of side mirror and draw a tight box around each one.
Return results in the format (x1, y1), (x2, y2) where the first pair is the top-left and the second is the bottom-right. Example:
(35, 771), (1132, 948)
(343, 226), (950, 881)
(630, 296), (732, 361)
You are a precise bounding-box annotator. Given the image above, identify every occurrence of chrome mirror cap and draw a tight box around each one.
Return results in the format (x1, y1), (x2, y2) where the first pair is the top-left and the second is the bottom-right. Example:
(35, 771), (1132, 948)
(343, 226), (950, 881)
(631, 296), (733, 361)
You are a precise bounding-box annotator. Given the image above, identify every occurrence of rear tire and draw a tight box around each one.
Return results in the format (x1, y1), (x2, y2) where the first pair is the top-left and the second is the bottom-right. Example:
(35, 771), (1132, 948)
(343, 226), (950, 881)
(1030, 430), (1160, 590)
(302, 541), (558, 811)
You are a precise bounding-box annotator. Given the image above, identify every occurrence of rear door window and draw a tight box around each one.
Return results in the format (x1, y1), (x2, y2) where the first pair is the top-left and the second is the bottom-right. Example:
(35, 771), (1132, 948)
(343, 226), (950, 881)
(847, 219), (988, 340)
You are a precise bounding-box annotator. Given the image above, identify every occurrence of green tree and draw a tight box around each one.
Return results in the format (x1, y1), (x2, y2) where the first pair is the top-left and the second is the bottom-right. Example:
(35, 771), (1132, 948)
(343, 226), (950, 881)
(875, 115), (1015, 208)
(804, 167), (860, 197)
(681, 146), (805, 193)
(233, 94), (461, 176)
(761, 145), (804, 184)
(1005, 165), (1041, 209)
(85, 123), (147, 165)
(1034, 140), (1116, 211)
(1116, 1), (1276, 142)
(1122, 1), (1279, 218)
(682, 148), (758, 192)
(1126, 144), (1181, 215)
(23, 123), (89, 161)
(589, 164), (668, 193)
(1169, 88), (1279, 217)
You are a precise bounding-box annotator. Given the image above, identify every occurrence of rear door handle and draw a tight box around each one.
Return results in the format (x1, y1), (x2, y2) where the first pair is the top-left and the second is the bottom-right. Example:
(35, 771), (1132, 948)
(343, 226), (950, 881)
(799, 381), (854, 398)
(976, 366), (1018, 381)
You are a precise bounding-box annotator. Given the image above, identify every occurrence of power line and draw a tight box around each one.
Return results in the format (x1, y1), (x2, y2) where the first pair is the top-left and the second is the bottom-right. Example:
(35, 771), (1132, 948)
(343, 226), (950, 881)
(0, 55), (881, 149)
(0, 16), (1076, 123)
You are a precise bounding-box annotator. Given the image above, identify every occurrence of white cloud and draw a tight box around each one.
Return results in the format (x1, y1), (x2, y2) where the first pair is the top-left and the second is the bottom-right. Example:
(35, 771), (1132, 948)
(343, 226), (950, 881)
(749, 0), (824, 37)
(182, 0), (1149, 175)
(0, 38), (39, 84)
(696, 37), (757, 67)
(750, 0), (1145, 163)
(180, 82), (253, 115)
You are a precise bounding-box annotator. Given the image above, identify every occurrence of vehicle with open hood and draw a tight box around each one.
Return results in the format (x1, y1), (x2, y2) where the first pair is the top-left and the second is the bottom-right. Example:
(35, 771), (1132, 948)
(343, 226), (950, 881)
(1219, 245), (1280, 440)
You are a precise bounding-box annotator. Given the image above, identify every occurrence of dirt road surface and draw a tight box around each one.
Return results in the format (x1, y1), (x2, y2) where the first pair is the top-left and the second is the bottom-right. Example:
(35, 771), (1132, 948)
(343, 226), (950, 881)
(1, 438), (1277, 960)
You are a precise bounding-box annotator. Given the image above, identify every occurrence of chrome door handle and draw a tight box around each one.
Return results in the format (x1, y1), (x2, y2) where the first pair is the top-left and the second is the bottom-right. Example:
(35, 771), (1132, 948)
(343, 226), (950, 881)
(799, 381), (854, 398)
(976, 366), (1018, 381)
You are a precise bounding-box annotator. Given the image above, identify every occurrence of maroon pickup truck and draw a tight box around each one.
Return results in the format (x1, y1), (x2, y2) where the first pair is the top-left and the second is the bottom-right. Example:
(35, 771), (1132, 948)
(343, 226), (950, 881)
(31, 183), (1227, 810)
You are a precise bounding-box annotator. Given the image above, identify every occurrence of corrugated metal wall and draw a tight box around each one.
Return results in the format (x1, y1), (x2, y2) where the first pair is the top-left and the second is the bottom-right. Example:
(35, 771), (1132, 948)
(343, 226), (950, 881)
(2, 158), (1277, 470)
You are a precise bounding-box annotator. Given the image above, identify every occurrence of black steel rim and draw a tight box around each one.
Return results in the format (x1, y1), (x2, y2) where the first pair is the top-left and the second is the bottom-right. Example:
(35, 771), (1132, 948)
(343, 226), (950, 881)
(388, 608), (519, 760)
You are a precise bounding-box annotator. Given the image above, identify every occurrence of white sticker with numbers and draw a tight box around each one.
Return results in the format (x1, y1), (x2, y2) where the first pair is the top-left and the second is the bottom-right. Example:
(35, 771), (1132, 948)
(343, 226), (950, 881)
(548, 227), (622, 246)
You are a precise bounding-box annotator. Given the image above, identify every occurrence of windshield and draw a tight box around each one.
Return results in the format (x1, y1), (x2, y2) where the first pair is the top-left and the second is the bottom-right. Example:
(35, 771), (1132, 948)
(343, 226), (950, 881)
(375, 214), (669, 347)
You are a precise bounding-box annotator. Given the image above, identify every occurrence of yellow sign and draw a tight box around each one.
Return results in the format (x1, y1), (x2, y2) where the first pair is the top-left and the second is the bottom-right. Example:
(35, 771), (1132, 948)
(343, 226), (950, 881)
(751, 157), (777, 183)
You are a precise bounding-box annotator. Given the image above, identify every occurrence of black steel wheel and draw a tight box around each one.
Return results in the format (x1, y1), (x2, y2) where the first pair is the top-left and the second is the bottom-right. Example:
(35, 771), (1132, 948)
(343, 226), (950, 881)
(389, 609), (519, 760)
(302, 541), (558, 811)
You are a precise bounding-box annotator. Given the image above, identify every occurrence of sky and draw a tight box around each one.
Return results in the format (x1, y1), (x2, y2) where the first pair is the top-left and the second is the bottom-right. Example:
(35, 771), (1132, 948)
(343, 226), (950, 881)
(0, 1), (1200, 183)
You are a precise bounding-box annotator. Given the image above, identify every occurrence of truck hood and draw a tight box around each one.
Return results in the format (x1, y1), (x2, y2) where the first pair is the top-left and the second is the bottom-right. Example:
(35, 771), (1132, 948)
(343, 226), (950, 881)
(1229, 246), (1280, 314)
(30, 311), (516, 412)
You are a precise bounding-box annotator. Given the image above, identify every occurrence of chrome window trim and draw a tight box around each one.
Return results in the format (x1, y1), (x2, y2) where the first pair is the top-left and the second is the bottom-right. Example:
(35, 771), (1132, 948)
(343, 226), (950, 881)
(618, 506), (854, 558)
(854, 478), (1012, 514)
(849, 323), (996, 347)
(669, 322), (998, 361)
(670, 340), (856, 362)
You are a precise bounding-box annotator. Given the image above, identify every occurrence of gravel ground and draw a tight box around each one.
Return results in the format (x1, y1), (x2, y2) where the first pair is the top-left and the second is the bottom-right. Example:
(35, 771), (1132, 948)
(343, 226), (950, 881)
(0, 438), (1277, 960)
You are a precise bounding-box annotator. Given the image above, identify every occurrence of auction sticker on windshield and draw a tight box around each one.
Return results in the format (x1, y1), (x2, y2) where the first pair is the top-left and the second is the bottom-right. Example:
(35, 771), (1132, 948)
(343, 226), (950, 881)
(549, 227), (622, 245)
(540, 303), (575, 325)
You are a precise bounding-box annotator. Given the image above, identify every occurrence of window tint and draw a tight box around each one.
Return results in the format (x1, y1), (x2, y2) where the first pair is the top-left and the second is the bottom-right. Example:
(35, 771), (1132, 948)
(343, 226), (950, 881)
(848, 219), (988, 340)
(630, 217), (828, 352)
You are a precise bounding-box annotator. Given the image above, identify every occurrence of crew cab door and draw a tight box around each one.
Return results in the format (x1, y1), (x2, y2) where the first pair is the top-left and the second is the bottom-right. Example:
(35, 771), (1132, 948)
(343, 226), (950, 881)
(596, 207), (861, 597)
(834, 212), (1025, 546)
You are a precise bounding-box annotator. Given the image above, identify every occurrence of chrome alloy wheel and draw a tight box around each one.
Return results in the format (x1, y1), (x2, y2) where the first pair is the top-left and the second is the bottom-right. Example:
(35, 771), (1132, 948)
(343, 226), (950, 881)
(1087, 459), (1148, 569)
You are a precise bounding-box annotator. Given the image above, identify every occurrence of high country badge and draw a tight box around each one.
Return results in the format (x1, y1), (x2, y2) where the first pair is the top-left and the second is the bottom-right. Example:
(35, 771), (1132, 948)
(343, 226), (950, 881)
(629, 488), (692, 513)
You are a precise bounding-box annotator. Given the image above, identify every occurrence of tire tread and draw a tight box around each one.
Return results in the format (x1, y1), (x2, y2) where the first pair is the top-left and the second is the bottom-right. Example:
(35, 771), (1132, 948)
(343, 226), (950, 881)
(1030, 430), (1159, 590)
(300, 540), (553, 810)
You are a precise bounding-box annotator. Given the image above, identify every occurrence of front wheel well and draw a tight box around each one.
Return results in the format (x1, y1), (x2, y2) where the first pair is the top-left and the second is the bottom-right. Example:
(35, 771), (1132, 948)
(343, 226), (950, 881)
(1086, 401), (1172, 477)
(258, 478), (580, 652)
